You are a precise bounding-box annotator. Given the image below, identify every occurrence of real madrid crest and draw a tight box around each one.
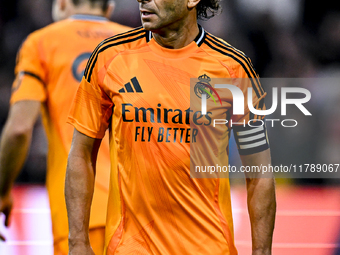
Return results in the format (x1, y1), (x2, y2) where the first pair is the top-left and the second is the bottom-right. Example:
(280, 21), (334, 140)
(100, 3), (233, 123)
(194, 74), (212, 99)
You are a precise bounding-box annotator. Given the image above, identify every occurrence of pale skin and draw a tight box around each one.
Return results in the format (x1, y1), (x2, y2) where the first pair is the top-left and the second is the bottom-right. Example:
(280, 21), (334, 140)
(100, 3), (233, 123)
(0, 0), (114, 245)
(66, 0), (276, 254)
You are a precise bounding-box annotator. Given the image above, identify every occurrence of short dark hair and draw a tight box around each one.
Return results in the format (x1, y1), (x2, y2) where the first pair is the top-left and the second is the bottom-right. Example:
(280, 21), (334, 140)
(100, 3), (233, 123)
(197, 0), (221, 20)
(72, 0), (110, 12)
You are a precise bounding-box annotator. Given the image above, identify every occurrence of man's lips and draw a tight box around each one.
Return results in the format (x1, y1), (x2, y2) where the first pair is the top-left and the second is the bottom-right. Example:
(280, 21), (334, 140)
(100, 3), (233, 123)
(140, 9), (155, 17)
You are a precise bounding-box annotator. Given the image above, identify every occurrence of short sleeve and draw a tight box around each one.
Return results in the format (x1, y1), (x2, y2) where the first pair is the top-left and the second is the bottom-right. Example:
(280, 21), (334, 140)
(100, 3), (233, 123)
(10, 34), (47, 104)
(68, 62), (113, 139)
(231, 75), (266, 124)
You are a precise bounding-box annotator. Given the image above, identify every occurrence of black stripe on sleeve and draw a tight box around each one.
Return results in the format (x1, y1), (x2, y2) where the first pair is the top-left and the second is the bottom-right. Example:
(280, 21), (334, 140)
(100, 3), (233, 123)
(84, 27), (145, 79)
(204, 39), (261, 99)
(206, 34), (263, 95)
(205, 35), (265, 97)
(22, 71), (44, 85)
(87, 34), (146, 83)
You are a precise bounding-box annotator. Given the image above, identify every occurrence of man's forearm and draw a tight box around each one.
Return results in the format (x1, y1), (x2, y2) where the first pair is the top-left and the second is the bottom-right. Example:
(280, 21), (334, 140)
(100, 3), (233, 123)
(241, 149), (276, 255)
(0, 101), (40, 197)
(65, 130), (101, 252)
(246, 177), (276, 254)
(65, 153), (95, 245)
(0, 123), (32, 196)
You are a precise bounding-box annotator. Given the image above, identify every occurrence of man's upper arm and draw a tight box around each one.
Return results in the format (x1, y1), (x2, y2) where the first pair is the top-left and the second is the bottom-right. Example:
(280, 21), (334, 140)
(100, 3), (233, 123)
(70, 129), (101, 159)
(229, 60), (269, 157)
(11, 34), (47, 105)
(240, 148), (273, 178)
(68, 129), (103, 175)
(5, 101), (41, 134)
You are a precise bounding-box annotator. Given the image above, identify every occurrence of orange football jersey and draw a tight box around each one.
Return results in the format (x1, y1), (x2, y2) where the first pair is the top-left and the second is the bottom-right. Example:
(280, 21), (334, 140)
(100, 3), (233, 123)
(10, 15), (130, 242)
(68, 26), (266, 255)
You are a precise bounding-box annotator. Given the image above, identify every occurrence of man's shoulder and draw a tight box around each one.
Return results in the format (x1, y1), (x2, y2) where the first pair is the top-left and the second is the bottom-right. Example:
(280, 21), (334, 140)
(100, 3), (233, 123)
(91, 26), (147, 58)
(202, 32), (250, 62)
(105, 21), (133, 34)
(83, 27), (147, 82)
(201, 31), (257, 76)
(23, 20), (73, 45)
(27, 19), (130, 38)
(31, 19), (70, 35)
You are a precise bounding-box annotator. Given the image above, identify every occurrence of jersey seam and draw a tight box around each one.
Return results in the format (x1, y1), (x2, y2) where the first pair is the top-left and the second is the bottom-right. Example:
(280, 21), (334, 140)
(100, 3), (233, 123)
(85, 31), (147, 82)
(199, 47), (234, 78)
(67, 117), (105, 139)
(203, 39), (264, 99)
(99, 53), (121, 99)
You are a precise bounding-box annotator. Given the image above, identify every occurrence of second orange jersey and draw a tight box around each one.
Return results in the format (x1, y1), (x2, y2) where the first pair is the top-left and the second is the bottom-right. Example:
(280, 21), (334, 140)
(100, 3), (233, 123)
(11, 15), (130, 242)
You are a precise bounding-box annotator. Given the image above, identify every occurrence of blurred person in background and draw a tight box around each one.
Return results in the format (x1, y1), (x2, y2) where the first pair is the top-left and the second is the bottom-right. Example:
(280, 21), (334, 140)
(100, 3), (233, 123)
(0, 0), (130, 254)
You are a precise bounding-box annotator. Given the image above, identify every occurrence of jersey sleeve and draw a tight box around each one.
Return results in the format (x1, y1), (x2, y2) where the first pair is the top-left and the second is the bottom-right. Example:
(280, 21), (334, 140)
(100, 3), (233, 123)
(10, 34), (47, 105)
(231, 59), (269, 155)
(230, 58), (266, 124)
(67, 50), (113, 139)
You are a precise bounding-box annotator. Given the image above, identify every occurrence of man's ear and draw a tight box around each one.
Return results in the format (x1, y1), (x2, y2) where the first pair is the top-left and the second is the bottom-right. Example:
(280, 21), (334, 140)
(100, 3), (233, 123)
(105, 1), (116, 19)
(58, 0), (67, 11)
(188, 0), (200, 9)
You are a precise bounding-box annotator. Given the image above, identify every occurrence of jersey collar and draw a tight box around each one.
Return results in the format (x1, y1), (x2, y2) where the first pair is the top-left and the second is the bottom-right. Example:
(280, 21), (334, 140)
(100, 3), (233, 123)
(145, 24), (206, 47)
(193, 25), (206, 46)
(69, 14), (108, 22)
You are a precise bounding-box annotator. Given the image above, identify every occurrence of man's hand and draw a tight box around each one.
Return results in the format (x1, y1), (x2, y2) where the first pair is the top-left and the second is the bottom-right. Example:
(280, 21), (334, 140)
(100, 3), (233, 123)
(0, 192), (13, 241)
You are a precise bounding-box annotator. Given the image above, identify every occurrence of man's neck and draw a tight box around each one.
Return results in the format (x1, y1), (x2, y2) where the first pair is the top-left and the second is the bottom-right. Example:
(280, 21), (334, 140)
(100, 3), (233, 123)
(152, 18), (199, 49)
(72, 5), (105, 18)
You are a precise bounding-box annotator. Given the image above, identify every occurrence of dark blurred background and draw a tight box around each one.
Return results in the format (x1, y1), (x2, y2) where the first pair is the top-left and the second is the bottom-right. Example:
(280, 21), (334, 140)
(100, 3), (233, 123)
(0, 0), (340, 185)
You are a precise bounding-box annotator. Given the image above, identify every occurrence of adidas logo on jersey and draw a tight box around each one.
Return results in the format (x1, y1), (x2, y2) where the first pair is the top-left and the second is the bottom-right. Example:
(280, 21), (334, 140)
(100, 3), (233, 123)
(119, 77), (143, 93)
